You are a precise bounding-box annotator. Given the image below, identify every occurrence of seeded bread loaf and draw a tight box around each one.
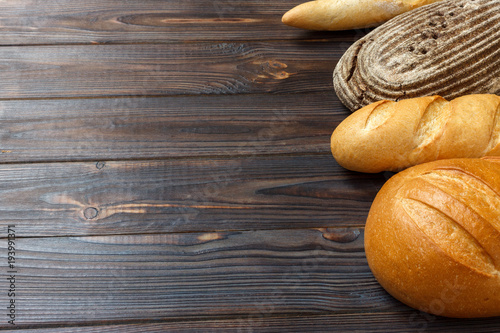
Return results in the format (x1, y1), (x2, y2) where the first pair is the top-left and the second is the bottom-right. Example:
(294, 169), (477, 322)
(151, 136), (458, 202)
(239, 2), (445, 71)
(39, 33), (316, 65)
(333, 0), (500, 111)
(365, 157), (500, 318)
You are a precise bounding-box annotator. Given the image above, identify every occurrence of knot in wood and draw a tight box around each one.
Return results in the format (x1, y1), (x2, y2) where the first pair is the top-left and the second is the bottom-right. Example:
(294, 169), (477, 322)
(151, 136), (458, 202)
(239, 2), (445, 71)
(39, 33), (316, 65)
(320, 227), (360, 243)
(96, 161), (106, 170)
(84, 207), (99, 220)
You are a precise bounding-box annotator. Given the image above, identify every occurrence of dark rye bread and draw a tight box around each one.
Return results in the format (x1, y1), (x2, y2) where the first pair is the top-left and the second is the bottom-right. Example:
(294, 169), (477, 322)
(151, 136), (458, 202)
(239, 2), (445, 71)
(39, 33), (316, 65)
(333, 0), (500, 112)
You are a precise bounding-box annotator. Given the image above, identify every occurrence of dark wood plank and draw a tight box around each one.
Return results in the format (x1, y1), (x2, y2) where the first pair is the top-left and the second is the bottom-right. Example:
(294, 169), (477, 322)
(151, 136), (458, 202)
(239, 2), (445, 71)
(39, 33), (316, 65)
(1, 228), (403, 328)
(0, 92), (346, 163)
(0, 41), (343, 99)
(15, 313), (500, 332)
(0, 156), (388, 237)
(0, 1), (496, 332)
(0, 0), (369, 44)
(4, 229), (499, 330)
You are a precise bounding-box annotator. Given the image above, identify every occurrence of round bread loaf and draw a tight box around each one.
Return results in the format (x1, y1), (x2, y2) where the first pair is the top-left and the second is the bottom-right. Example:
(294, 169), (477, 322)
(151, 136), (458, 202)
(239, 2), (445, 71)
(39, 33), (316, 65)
(333, 0), (500, 111)
(365, 158), (500, 318)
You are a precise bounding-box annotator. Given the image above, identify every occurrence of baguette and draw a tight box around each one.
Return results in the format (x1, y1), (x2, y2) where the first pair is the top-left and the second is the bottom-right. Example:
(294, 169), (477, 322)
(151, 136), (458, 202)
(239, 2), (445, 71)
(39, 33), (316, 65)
(333, 0), (500, 111)
(365, 157), (500, 318)
(282, 0), (442, 31)
(330, 94), (500, 173)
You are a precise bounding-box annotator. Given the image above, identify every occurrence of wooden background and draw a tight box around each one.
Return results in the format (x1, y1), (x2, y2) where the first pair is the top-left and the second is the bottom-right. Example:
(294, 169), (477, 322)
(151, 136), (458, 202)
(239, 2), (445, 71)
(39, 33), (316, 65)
(1, 0), (499, 331)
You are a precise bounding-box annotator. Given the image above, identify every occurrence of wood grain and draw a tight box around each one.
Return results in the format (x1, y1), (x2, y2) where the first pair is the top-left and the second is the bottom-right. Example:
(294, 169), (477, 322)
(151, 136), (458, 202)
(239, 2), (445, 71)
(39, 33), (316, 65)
(0, 0), (497, 331)
(0, 0), (367, 44)
(0, 92), (345, 163)
(0, 156), (388, 237)
(5, 229), (498, 331)
(17, 313), (500, 332)
(0, 42), (343, 99)
(2, 228), (402, 327)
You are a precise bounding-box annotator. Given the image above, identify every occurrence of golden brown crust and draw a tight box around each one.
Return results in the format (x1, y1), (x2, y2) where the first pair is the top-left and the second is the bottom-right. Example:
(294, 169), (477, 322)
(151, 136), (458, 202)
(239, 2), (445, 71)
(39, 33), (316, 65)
(282, 0), (442, 31)
(330, 94), (500, 173)
(365, 158), (500, 318)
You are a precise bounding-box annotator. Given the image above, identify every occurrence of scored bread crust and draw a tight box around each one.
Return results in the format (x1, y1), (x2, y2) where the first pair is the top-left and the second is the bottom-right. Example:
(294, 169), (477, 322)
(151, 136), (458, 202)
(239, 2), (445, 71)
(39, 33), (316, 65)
(281, 0), (442, 31)
(330, 94), (500, 173)
(365, 158), (500, 318)
(333, 0), (500, 111)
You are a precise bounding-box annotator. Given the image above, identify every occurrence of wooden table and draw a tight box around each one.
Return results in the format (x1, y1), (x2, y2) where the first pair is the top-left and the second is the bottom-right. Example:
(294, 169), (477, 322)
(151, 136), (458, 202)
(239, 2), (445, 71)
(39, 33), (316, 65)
(1, 1), (499, 331)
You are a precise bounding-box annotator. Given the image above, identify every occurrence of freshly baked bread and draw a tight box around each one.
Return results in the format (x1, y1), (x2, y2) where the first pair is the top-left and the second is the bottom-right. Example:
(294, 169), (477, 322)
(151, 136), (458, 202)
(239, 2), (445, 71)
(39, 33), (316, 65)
(330, 94), (500, 173)
(364, 158), (500, 318)
(333, 0), (500, 111)
(483, 156), (500, 164)
(282, 0), (442, 31)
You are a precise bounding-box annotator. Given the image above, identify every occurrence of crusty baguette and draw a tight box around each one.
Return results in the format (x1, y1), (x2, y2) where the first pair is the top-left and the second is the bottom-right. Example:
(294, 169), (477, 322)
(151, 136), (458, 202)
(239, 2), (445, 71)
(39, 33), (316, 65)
(365, 158), (500, 318)
(282, 0), (442, 31)
(330, 94), (500, 173)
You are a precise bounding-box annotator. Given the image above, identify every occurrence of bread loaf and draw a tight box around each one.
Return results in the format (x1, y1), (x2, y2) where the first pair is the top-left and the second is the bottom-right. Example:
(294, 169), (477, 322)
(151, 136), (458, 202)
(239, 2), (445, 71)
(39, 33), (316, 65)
(483, 156), (500, 164)
(330, 94), (500, 173)
(282, 0), (442, 31)
(365, 158), (500, 318)
(333, 0), (500, 111)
